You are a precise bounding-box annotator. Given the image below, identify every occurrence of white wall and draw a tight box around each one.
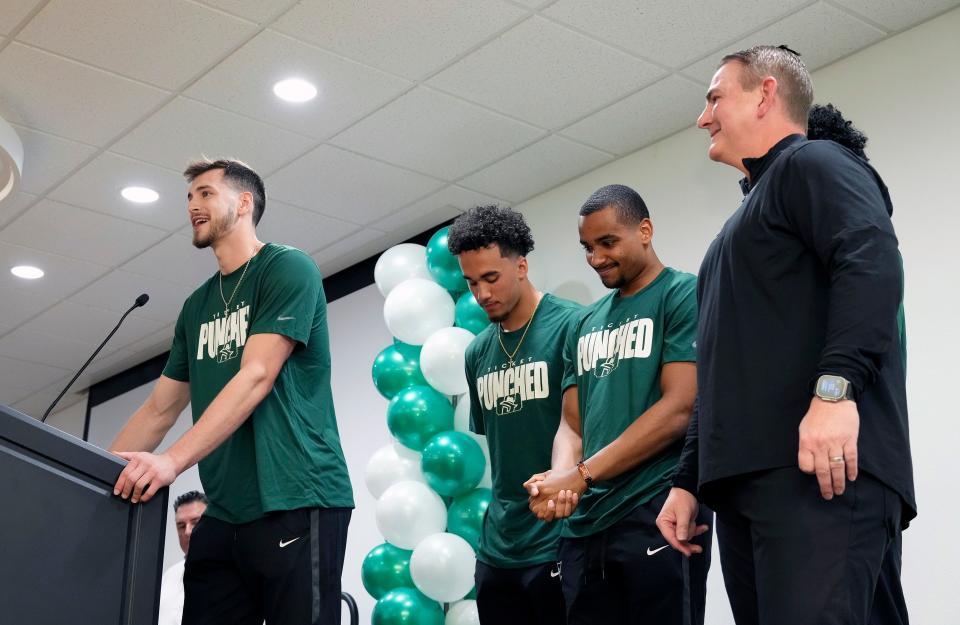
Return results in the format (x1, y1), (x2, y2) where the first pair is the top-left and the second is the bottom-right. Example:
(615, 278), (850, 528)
(516, 9), (959, 624)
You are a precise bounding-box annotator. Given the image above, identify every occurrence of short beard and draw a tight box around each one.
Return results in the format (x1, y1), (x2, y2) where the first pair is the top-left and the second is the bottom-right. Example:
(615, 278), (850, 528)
(192, 208), (236, 249)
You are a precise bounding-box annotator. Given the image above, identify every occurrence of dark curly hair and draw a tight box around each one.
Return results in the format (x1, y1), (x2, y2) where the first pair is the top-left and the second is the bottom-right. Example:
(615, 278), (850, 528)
(808, 103), (869, 160)
(173, 490), (208, 511)
(447, 205), (535, 257)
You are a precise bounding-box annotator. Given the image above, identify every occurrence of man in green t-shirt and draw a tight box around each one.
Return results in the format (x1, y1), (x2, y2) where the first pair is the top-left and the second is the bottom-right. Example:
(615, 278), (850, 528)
(109, 158), (353, 625)
(448, 206), (582, 625)
(525, 184), (712, 624)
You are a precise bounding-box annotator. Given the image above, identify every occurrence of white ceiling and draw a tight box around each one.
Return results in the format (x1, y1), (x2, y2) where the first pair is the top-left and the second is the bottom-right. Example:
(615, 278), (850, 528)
(0, 0), (956, 418)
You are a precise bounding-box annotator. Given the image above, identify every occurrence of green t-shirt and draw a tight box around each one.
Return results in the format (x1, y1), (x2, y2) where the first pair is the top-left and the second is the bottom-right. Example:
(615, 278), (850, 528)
(163, 243), (354, 524)
(561, 267), (697, 538)
(464, 294), (582, 568)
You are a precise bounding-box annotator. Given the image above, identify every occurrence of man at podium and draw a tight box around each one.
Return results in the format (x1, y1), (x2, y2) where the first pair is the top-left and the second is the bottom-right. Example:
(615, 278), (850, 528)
(108, 158), (354, 625)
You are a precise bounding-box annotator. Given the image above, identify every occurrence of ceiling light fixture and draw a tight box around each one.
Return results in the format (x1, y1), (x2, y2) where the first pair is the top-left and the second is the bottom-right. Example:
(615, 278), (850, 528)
(273, 78), (317, 103)
(121, 186), (159, 203)
(0, 115), (24, 204)
(11, 265), (44, 280)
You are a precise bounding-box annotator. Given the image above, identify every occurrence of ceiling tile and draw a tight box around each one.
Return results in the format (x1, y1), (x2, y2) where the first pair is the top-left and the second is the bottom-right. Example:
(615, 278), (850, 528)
(0, 198), (168, 266)
(195, 0), (299, 24)
(681, 2), (887, 84)
(560, 75), (707, 155)
(116, 323), (175, 364)
(257, 199), (360, 255)
(459, 135), (613, 203)
(24, 300), (165, 355)
(428, 16), (665, 129)
(544, 0), (809, 68)
(0, 355), (71, 397)
(9, 124), (98, 195)
(121, 233), (219, 289)
(266, 145), (445, 225)
(49, 152), (189, 232)
(0, 327), (105, 370)
(0, 283), (56, 327)
(10, 381), (75, 421)
(830, 0), (960, 31)
(0, 0), (43, 36)
(0, 241), (109, 300)
(272, 0), (528, 80)
(509, 0), (556, 7)
(332, 86), (544, 180)
(69, 269), (195, 325)
(312, 227), (389, 278)
(373, 185), (503, 234)
(0, 43), (170, 146)
(185, 30), (411, 140)
(0, 191), (36, 228)
(111, 97), (317, 176)
(18, 0), (259, 89)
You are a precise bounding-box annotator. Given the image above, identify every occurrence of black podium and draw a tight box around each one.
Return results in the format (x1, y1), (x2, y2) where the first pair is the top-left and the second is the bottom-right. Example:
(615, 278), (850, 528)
(0, 404), (167, 625)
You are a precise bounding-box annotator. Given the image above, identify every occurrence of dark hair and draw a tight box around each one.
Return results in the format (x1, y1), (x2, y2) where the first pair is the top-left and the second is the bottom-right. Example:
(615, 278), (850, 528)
(183, 158), (266, 225)
(721, 45), (813, 126)
(807, 103), (869, 160)
(173, 490), (208, 511)
(447, 205), (535, 257)
(579, 184), (649, 225)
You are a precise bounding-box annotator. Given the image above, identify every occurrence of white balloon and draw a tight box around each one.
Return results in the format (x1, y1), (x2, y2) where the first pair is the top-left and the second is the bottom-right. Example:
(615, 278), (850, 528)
(375, 481), (448, 549)
(364, 442), (425, 499)
(453, 394), (470, 432)
(420, 327), (476, 395)
(384, 279), (455, 345)
(466, 432), (492, 488)
(446, 600), (480, 625)
(374, 244), (432, 297)
(410, 532), (476, 603)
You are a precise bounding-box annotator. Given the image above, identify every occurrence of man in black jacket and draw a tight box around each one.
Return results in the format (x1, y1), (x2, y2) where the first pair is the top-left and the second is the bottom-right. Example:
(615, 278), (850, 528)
(657, 45), (914, 625)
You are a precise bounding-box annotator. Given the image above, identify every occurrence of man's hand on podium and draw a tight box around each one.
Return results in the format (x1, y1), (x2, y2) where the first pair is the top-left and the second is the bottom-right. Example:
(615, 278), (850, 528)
(113, 451), (177, 504)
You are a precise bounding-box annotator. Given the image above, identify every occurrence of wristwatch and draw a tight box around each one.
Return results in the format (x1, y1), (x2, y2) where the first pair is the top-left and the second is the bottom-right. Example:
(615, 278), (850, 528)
(576, 461), (594, 489)
(814, 374), (854, 402)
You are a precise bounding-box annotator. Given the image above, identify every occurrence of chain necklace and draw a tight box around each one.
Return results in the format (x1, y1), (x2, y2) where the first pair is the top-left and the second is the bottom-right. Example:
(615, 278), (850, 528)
(497, 295), (543, 368)
(219, 245), (260, 317)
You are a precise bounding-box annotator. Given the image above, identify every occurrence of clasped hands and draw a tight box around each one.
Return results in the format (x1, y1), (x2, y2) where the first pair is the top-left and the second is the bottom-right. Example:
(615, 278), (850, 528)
(523, 466), (587, 522)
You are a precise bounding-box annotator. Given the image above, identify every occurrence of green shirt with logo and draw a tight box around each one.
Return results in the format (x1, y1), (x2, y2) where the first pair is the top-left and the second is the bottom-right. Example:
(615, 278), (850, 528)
(561, 267), (697, 538)
(163, 243), (354, 524)
(465, 294), (582, 568)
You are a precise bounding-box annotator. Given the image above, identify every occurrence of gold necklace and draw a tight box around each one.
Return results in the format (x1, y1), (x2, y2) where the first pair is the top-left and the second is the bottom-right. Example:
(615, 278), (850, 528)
(219, 245), (260, 317)
(498, 296), (542, 368)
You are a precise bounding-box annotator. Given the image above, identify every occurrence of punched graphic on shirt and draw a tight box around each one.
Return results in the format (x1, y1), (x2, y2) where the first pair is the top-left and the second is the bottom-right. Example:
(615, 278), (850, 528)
(577, 316), (654, 379)
(476, 359), (549, 414)
(196, 304), (250, 363)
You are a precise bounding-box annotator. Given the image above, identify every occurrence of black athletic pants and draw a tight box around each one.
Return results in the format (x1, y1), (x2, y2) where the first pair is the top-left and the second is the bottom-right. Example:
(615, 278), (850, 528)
(558, 488), (712, 625)
(475, 559), (566, 625)
(711, 468), (907, 625)
(182, 507), (351, 625)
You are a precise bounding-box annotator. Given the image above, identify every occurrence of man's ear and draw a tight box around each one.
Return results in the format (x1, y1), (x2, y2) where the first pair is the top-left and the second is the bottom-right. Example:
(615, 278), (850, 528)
(757, 76), (779, 119)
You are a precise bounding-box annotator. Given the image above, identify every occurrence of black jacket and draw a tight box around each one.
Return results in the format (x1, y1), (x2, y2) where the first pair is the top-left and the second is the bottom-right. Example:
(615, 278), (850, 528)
(674, 134), (916, 525)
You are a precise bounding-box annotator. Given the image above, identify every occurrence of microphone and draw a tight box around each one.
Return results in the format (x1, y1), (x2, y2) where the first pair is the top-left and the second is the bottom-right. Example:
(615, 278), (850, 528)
(40, 294), (150, 424)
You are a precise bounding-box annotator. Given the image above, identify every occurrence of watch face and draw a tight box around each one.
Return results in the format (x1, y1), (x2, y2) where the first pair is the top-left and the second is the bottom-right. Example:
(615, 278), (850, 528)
(818, 376), (845, 399)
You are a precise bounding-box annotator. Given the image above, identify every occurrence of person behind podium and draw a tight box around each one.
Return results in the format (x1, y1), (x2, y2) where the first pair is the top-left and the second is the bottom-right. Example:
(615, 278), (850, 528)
(158, 490), (207, 625)
(109, 158), (354, 625)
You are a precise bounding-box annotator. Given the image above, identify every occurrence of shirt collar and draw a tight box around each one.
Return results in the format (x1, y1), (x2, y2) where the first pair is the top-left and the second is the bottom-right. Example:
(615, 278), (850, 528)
(739, 133), (806, 195)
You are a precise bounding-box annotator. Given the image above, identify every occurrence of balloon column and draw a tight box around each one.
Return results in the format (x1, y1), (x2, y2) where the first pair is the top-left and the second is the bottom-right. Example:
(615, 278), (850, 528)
(363, 231), (492, 624)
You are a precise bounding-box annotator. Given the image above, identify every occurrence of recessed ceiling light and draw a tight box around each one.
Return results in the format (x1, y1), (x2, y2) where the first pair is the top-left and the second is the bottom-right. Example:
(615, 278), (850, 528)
(273, 78), (317, 103)
(11, 265), (43, 280)
(121, 186), (159, 203)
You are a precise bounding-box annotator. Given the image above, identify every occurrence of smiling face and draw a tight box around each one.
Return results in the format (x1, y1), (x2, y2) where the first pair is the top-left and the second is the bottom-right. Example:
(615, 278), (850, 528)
(578, 206), (652, 292)
(457, 243), (526, 324)
(697, 61), (764, 172)
(186, 168), (246, 249)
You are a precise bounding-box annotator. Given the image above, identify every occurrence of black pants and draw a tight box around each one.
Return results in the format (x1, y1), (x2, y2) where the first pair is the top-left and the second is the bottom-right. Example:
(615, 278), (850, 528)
(711, 468), (907, 625)
(475, 559), (566, 625)
(183, 507), (351, 625)
(559, 488), (712, 625)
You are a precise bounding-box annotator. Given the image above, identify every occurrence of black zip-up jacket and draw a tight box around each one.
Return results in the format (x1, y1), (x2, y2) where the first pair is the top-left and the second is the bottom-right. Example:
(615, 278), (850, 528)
(674, 134), (916, 526)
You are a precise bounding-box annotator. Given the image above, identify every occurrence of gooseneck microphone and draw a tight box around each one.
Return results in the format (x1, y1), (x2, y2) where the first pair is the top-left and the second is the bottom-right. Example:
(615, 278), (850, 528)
(40, 293), (150, 424)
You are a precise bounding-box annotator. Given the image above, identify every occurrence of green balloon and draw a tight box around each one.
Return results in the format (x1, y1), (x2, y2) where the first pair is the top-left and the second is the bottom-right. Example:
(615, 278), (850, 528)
(455, 291), (491, 335)
(372, 344), (427, 400)
(372, 587), (444, 625)
(447, 487), (491, 551)
(465, 585), (477, 600)
(361, 542), (414, 599)
(393, 339), (422, 359)
(426, 227), (466, 293)
(387, 386), (455, 451)
(421, 431), (486, 497)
